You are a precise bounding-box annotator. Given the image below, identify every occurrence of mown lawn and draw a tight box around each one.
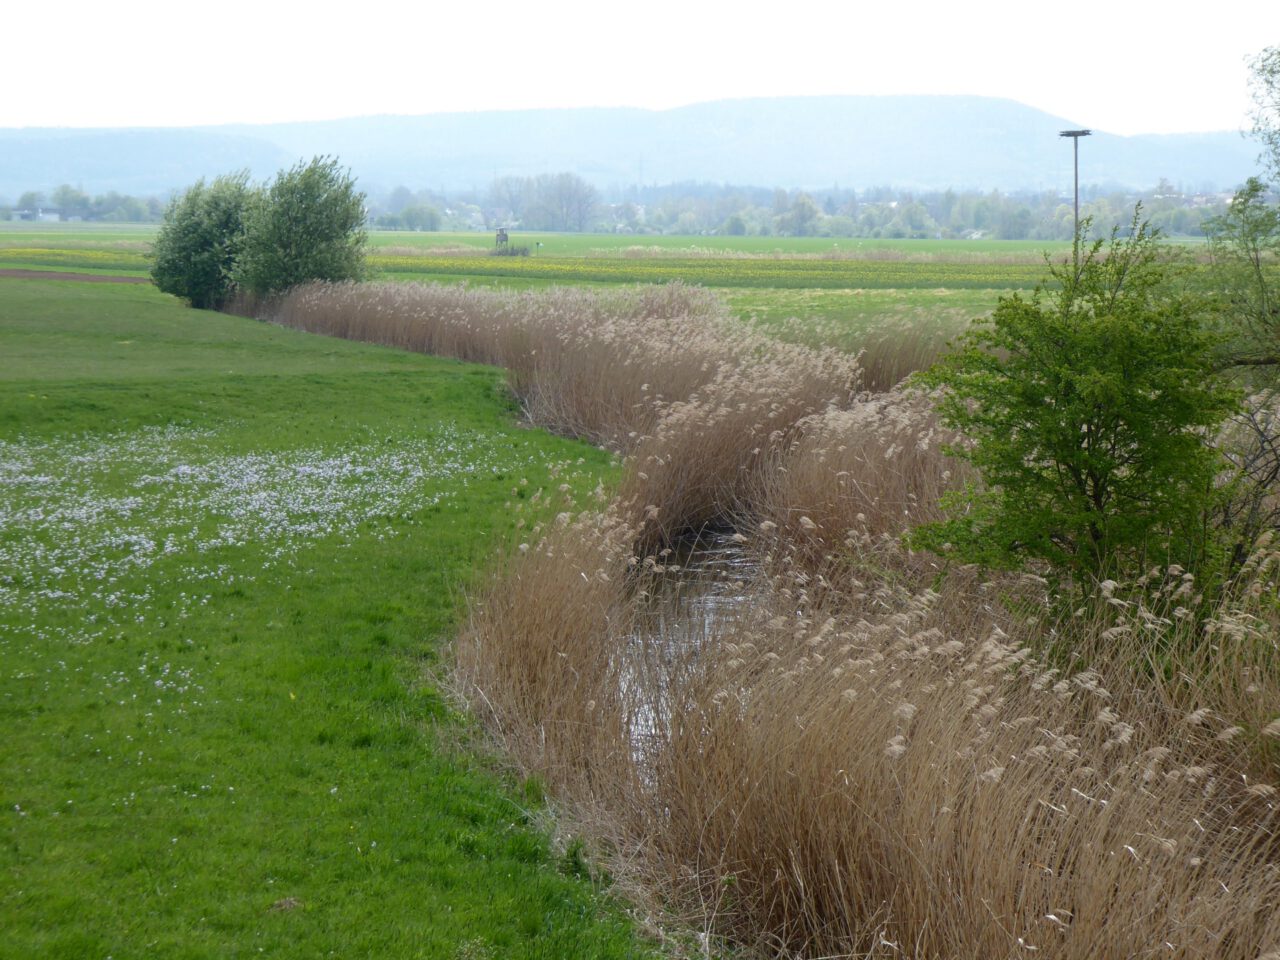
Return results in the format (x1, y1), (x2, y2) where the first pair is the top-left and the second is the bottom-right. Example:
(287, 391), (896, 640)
(0, 279), (653, 959)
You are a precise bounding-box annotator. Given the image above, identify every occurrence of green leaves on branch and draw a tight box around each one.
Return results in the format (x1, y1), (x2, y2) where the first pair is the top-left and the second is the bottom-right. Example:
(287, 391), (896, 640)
(150, 157), (367, 308)
(914, 214), (1239, 590)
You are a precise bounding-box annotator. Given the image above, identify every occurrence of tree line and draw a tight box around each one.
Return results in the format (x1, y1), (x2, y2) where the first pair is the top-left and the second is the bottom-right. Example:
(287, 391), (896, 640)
(5, 175), (1239, 241)
(2, 185), (164, 222)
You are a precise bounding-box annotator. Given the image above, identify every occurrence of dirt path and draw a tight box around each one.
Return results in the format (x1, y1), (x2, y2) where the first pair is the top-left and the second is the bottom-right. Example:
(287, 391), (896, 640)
(0, 269), (150, 284)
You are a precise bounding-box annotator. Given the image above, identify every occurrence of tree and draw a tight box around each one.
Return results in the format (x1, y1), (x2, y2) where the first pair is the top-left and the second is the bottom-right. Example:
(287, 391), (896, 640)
(386, 185), (415, 215)
(914, 214), (1239, 588)
(150, 173), (254, 309)
(1204, 177), (1280, 574)
(780, 193), (820, 236)
(522, 173), (598, 232)
(1204, 176), (1280, 367)
(234, 156), (367, 297)
(400, 204), (441, 231)
(1249, 46), (1280, 181)
(51, 184), (90, 219)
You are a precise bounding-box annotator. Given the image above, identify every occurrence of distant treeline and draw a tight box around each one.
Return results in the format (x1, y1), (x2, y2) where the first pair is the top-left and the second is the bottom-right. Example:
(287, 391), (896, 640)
(1, 185), (164, 223)
(626, 180), (1233, 240)
(415, 174), (1235, 240)
(469, 175), (1233, 240)
(3, 175), (1236, 239)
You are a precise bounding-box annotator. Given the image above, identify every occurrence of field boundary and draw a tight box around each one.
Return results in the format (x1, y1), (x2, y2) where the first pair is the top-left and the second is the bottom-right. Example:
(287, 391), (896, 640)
(0, 268), (150, 283)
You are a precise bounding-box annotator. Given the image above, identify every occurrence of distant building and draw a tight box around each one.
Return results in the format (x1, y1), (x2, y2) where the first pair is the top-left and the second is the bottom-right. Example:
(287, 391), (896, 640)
(13, 206), (62, 222)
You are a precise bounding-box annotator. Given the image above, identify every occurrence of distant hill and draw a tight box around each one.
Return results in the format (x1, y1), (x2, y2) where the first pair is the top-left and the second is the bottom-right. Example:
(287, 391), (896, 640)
(0, 129), (293, 199)
(0, 96), (1260, 200)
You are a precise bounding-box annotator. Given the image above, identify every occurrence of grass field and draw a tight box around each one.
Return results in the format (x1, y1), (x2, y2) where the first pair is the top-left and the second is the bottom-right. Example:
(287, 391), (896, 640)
(0, 278), (656, 959)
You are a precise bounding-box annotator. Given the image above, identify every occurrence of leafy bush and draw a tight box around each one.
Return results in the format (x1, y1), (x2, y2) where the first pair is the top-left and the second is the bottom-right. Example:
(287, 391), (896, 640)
(488, 244), (531, 257)
(234, 157), (367, 298)
(915, 216), (1239, 589)
(150, 173), (253, 309)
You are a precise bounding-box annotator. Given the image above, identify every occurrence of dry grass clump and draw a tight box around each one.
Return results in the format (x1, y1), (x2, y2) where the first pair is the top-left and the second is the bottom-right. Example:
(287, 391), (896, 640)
(455, 508), (643, 798)
(618, 346), (861, 544)
(851, 321), (959, 391)
(749, 389), (970, 561)
(1056, 541), (1280, 780)
(646, 579), (1280, 957)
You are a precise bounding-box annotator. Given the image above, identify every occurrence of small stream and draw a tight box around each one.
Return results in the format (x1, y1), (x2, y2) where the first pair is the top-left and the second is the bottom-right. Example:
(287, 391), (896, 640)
(624, 529), (756, 761)
(638, 528), (755, 626)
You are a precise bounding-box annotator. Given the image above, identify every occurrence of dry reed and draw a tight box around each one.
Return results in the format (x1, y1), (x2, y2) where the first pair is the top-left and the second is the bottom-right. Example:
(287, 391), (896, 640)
(460, 509), (1280, 958)
(259, 279), (1280, 958)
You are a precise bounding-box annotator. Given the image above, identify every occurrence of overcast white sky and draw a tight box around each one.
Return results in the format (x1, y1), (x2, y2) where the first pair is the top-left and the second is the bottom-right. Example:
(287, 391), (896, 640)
(4, 0), (1270, 135)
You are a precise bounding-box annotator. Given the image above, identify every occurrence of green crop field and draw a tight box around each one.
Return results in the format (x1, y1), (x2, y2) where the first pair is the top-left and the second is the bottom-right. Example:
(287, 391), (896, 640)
(365, 229), (1066, 259)
(368, 251), (1046, 289)
(0, 277), (656, 959)
(0, 223), (154, 276)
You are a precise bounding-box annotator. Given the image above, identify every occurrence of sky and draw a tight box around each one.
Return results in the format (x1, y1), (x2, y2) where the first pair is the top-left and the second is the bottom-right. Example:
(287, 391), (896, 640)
(3, 0), (1270, 135)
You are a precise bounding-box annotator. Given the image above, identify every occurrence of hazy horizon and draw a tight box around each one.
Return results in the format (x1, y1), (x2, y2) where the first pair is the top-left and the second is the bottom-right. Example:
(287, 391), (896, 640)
(8, 0), (1264, 137)
(1, 92), (1253, 139)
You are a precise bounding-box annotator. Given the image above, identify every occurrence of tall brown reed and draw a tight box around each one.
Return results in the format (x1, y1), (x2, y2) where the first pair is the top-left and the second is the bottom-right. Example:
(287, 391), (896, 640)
(273, 280), (747, 448)
(460, 508), (1280, 958)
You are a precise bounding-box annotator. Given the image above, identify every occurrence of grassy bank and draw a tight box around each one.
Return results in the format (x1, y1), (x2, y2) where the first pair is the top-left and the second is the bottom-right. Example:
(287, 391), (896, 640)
(0, 279), (655, 959)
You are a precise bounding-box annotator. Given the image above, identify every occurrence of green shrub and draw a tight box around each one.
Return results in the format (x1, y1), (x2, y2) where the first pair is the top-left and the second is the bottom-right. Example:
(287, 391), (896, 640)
(234, 156), (367, 297)
(150, 172), (253, 309)
(914, 215), (1239, 590)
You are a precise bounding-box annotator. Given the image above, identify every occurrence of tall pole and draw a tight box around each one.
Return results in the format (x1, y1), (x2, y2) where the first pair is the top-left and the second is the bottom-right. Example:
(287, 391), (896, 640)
(1073, 134), (1080, 228)
(1059, 129), (1091, 266)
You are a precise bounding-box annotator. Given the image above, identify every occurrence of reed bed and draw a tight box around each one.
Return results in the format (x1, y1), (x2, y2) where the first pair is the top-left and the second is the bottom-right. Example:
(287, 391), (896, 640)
(460, 507), (1280, 958)
(273, 280), (740, 448)
(272, 280), (859, 488)
(748, 390), (969, 552)
(261, 280), (1280, 958)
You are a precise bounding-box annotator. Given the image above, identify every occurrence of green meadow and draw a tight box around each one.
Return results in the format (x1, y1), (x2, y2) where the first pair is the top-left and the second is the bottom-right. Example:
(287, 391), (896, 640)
(0, 278), (655, 959)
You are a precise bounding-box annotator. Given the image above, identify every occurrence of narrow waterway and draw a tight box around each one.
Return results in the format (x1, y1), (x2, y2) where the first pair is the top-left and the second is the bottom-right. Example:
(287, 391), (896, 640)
(624, 529), (755, 762)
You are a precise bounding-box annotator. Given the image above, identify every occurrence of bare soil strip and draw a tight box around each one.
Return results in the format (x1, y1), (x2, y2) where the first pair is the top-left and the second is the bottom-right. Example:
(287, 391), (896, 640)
(0, 269), (150, 284)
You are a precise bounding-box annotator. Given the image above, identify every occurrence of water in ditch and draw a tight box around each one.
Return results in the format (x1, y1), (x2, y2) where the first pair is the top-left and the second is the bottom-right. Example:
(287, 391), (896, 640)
(624, 528), (755, 761)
